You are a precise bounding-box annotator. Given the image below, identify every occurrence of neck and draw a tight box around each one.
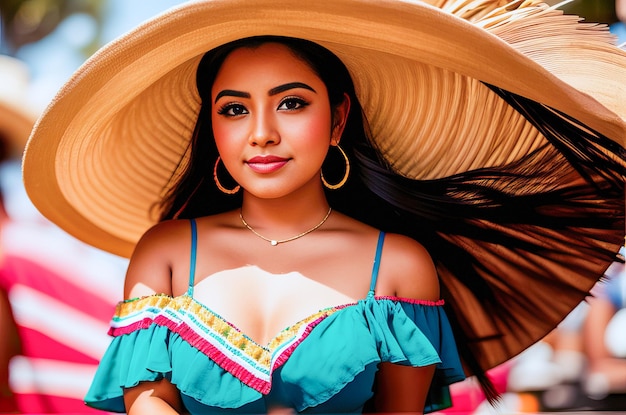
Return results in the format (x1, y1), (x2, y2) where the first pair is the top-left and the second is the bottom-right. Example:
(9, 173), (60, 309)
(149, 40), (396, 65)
(240, 190), (330, 234)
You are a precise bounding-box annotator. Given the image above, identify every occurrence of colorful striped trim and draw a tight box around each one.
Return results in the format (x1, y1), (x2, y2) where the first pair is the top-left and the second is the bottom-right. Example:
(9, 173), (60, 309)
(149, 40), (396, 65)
(108, 295), (343, 394)
(375, 295), (445, 306)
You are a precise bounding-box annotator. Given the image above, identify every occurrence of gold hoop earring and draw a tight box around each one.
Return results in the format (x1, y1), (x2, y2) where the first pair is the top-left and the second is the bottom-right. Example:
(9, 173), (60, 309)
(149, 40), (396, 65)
(321, 144), (350, 190)
(213, 156), (240, 194)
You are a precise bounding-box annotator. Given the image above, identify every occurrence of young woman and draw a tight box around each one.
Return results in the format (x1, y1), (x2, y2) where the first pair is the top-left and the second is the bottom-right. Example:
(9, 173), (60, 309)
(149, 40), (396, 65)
(22, 0), (626, 414)
(85, 36), (463, 414)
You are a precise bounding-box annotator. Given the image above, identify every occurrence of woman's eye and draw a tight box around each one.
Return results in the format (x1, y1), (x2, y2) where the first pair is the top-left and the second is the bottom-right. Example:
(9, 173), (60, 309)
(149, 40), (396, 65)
(278, 97), (308, 111)
(217, 104), (248, 116)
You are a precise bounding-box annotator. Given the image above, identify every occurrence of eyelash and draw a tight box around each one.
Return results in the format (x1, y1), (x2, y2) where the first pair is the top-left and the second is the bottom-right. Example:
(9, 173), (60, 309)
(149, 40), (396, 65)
(278, 97), (310, 111)
(216, 97), (310, 117)
(217, 103), (246, 116)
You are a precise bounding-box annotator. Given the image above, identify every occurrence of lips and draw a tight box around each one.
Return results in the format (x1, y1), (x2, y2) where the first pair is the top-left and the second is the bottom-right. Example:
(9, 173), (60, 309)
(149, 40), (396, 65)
(246, 155), (289, 173)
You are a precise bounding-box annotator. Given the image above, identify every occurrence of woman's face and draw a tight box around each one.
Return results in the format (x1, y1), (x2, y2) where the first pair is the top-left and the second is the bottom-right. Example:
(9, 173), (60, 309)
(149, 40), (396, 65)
(210, 42), (348, 199)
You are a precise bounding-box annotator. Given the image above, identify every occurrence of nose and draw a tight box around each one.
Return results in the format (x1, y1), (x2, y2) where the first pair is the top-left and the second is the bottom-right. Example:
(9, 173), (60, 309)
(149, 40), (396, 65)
(249, 111), (280, 146)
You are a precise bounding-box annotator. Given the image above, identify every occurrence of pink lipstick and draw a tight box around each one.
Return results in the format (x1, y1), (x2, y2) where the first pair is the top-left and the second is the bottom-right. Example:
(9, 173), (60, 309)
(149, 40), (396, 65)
(246, 155), (289, 173)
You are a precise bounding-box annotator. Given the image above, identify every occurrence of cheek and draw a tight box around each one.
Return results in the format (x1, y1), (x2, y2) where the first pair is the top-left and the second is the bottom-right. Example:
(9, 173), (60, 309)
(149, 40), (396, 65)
(292, 115), (333, 165)
(292, 108), (332, 142)
(211, 116), (230, 147)
(212, 118), (243, 157)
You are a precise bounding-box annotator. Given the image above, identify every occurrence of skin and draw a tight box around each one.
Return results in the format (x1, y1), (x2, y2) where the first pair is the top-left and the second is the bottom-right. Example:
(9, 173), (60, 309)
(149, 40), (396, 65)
(583, 286), (626, 393)
(617, 0), (626, 23)
(123, 43), (439, 414)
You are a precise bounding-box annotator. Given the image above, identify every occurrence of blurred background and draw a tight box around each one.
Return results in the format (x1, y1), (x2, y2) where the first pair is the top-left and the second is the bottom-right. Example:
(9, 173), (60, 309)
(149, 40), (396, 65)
(0, 0), (625, 413)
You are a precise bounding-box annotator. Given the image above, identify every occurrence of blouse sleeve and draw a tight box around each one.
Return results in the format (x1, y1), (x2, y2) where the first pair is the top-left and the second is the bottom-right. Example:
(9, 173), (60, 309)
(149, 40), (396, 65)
(357, 297), (466, 412)
(84, 325), (175, 412)
(84, 295), (264, 412)
(84, 296), (176, 412)
(394, 299), (466, 412)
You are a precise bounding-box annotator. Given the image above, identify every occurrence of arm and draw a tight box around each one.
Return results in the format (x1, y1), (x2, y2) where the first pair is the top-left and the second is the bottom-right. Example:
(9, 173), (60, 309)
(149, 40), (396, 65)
(373, 234), (440, 413)
(123, 220), (183, 299)
(121, 220), (190, 414)
(124, 379), (184, 415)
(375, 363), (436, 413)
(617, 0), (626, 23)
(582, 289), (626, 393)
(583, 294), (617, 365)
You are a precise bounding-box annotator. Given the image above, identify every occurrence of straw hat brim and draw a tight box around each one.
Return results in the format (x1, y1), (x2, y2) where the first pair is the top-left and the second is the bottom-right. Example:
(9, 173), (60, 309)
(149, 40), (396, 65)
(22, 0), (626, 258)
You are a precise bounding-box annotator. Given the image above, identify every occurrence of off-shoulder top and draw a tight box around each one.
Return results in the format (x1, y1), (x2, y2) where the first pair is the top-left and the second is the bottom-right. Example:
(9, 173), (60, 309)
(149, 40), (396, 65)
(85, 221), (465, 413)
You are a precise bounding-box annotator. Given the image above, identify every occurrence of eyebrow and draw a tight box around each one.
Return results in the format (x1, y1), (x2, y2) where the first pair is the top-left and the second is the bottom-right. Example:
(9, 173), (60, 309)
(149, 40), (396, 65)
(214, 82), (316, 104)
(269, 82), (316, 96)
(214, 90), (249, 103)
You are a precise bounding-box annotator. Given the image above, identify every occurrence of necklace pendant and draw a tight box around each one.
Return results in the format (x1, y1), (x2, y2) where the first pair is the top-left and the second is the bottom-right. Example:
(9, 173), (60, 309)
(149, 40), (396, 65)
(271, 240), (278, 246)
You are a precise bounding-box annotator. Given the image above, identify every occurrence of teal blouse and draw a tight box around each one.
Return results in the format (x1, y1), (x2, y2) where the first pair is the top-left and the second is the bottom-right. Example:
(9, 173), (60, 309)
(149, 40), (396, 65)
(85, 227), (465, 413)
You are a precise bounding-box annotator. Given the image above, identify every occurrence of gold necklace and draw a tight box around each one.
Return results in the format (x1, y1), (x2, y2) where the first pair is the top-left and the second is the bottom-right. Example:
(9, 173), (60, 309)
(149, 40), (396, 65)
(239, 207), (332, 246)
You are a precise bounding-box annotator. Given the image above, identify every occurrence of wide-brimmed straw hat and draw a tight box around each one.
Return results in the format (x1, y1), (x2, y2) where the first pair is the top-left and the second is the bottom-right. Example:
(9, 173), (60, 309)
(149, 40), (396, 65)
(22, 0), (626, 375)
(0, 55), (37, 160)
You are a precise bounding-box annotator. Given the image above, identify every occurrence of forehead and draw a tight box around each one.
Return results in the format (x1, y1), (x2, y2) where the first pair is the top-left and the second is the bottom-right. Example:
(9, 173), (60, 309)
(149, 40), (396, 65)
(225, 42), (308, 66)
(212, 42), (321, 90)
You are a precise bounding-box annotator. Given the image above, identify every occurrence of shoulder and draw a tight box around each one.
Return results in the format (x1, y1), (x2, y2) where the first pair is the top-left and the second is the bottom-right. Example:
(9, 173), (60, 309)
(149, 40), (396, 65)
(378, 232), (439, 301)
(124, 219), (195, 299)
(132, 219), (196, 262)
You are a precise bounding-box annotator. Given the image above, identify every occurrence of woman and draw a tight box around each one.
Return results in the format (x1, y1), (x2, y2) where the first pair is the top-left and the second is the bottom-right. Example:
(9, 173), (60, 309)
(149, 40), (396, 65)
(88, 36), (463, 414)
(22, 0), (626, 414)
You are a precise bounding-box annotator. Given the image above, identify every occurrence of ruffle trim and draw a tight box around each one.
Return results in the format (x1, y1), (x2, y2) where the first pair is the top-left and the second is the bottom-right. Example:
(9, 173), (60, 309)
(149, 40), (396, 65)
(108, 294), (348, 393)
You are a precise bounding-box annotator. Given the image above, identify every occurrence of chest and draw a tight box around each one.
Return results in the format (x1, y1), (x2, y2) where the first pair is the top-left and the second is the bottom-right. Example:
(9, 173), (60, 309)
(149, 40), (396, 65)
(191, 266), (361, 345)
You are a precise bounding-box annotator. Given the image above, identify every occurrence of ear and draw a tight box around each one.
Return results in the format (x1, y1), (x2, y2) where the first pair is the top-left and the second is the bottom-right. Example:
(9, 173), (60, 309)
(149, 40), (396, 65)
(330, 93), (351, 145)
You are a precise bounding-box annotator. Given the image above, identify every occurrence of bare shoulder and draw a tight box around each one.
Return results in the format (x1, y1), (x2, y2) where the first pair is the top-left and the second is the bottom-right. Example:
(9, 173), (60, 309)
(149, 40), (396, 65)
(136, 218), (193, 248)
(378, 232), (440, 301)
(124, 219), (194, 299)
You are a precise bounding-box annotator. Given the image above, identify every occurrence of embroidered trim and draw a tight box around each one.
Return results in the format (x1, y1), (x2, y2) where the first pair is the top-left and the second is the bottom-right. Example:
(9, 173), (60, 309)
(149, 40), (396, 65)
(108, 295), (341, 394)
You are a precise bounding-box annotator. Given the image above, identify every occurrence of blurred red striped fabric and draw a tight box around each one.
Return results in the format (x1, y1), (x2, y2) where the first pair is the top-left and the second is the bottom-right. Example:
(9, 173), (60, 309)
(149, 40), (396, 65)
(1, 220), (125, 414)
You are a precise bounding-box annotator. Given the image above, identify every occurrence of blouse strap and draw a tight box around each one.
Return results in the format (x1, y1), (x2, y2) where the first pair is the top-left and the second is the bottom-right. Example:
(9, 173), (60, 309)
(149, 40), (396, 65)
(367, 231), (386, 299)
(187, 218), (198, 297)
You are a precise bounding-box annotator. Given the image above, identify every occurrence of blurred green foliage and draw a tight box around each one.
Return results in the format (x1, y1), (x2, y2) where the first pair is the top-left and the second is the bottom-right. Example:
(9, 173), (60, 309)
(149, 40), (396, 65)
(544, 0), (618, 24)
(0, 0), (104, 53)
